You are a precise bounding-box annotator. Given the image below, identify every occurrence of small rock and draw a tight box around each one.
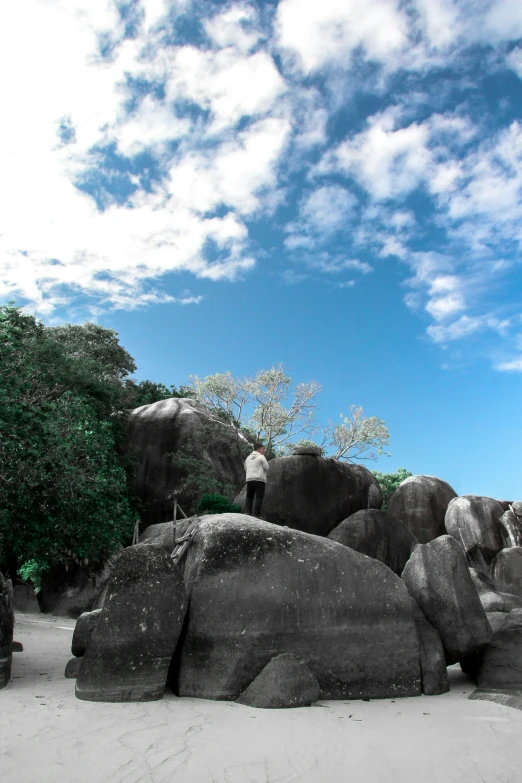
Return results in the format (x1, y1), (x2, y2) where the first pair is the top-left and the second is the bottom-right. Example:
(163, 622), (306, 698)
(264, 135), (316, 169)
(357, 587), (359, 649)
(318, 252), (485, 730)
(65, 658), (82, 679)
(11, 641), (23, 652)
(236, 654), (320, 709)
(291, 445), (322, 457)
(71, 609), (102, 657)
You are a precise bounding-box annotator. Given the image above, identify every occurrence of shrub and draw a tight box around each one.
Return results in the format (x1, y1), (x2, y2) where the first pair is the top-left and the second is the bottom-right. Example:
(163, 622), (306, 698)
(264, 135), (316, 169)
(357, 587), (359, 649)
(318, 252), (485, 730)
(197, 494), (241, 515)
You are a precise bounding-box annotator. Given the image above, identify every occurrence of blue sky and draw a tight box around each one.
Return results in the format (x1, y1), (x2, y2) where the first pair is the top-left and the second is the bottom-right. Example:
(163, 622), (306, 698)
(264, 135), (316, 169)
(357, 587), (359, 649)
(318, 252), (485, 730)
(1, 0), (522, 498)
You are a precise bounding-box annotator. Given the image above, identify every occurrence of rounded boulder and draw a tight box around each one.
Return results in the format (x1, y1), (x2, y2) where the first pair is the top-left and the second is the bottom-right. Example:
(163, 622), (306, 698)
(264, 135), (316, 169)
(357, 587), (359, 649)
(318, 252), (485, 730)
(387, 475), (457, 544)
(172, 514), (421, 701)
(445, 495), (505, 566)
(328, 509), (416, 575)
(234, 456), (382, 537)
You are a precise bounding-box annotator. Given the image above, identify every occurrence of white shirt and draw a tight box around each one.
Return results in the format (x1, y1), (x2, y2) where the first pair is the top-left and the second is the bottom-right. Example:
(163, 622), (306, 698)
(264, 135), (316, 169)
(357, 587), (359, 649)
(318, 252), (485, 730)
(244, 451), (269, 483)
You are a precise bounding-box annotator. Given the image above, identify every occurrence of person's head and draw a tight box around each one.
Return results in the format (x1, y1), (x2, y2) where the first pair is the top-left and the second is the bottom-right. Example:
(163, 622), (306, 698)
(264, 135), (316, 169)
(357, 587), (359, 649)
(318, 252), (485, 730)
(253, 442), (265, 455)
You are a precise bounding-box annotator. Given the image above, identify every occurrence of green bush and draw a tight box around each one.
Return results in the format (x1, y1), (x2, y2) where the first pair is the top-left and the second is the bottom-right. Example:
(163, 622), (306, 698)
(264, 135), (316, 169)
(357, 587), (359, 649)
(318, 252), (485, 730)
(197, 494), (241, 515)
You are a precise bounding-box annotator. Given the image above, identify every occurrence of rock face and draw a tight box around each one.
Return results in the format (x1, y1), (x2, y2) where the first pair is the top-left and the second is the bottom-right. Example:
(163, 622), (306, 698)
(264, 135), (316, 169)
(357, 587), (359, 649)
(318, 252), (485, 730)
(236, 653), (321, 709)
(445, 496), (505, 565)
(172, 514), (421, 701)
(402, 536), (491, 664)
(39, 555), (120, 618)
(328, 509), (416, 575)
(491, 547), (522, 599)
(387, 476), (457, 544)
(475, 609), (522, 691)
(409, 598), (449, 695)
(498, 509), (522, 547)
(479, 591), (522, 613)
(0, 573), (14, 689)
(125, 398), (247, 526)
(234, 458), (382, 537)
(76, 545), (187, 703)
(71, 609), (102, 657)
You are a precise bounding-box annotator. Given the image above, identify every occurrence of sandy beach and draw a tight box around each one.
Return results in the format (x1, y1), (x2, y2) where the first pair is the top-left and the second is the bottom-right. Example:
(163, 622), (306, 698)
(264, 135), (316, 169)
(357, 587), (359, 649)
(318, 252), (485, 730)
(1, 612), (521, 783)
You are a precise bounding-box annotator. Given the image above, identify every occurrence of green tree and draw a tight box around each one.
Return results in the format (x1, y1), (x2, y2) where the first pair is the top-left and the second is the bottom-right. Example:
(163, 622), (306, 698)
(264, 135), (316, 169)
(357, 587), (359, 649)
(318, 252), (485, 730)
(0, 306), (135, 581)
(371, 468), (413, 511)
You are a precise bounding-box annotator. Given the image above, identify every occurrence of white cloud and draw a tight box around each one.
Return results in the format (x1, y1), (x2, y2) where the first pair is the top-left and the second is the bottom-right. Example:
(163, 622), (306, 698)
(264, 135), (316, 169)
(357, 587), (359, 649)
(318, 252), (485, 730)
(298, 186), (357, 233)
(204, 5), (263, 54)
(275, 0), (409, 73)
(413, 0), (460, 50)
(427, 314), (511, 343)
(507, 47), (522, 79)
(0, 0), (292, 314)
(496, 355), (522, 371)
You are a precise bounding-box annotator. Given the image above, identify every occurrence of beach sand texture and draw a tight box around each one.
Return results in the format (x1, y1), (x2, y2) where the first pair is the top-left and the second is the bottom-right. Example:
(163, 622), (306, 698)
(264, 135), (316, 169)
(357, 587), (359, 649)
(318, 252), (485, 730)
(1, 612), (521, 783)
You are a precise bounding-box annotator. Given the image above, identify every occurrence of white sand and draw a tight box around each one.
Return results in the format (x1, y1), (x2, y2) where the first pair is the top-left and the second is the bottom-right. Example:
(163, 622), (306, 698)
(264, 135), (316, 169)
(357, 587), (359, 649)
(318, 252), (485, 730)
(1, 613), (521, 783)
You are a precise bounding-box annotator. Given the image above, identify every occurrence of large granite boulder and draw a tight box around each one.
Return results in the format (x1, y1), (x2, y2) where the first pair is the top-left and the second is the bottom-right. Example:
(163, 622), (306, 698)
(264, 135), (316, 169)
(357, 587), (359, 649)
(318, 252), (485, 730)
(445, 496), (505, 565)
(0, 573), (14, 689)
(402, 535), (491, 664)
(491, 547), (522, 599)
(499, 508), (522, 547)
(76, 545), (187, 702)
(409, 598), (449, 695)
(236, 653), (320, 709)
(475, 609), (522, 691)
(234, 457), (382, 537)
(125, 398), (247, 526)
(479, 591), (522, 613)
(328, 509), (416, 575)
(171, 514), (421, 701)
(387, 475), (457, 544)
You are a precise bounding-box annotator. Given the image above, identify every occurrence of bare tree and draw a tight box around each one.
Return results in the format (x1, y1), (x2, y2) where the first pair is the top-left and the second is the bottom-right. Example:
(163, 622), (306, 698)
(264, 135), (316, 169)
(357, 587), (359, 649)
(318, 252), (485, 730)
(189, 365), (321, 455)
(325, 405), (391, 461)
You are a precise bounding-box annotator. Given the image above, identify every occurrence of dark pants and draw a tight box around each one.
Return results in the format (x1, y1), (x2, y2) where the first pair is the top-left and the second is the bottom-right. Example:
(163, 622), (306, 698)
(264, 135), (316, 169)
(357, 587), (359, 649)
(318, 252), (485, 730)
(245, 480), (266, 517)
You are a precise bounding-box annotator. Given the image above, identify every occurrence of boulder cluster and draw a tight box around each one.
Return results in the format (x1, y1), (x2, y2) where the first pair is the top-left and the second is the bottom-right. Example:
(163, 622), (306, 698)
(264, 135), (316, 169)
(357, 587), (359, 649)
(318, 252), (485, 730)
(3, 398), (522, 708)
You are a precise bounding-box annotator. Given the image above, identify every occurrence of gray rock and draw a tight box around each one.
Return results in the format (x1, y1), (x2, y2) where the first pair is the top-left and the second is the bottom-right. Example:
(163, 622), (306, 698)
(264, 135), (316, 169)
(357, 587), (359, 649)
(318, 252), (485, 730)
(12, 584), (39, 613)
(173, 514), (421, 701)
(499, 509), (522, 548)
(479, 591), (522, 613)
(410, 598), (449, 695)
(236, 653), (320, 709)
(71, 609), (102, 657)
(234, 458), (382, 537)
(124, 398), (247, 525)
(76, 545), (187, 703)
(291, 445), (322, 456)
(491, 547), (522, 599)
(328, 509), (416, 575)
(39, 554), (121, 618)
(513, 502), (522, 517)
(65, 658), (82, 679)
(402, 535), (491, 664)
(469, 567), (496, 595)
(0, 573), (14, 689)
(445, 496), (505, 565)
(388, 476), (457, 544)
(475, 609), (522, 691)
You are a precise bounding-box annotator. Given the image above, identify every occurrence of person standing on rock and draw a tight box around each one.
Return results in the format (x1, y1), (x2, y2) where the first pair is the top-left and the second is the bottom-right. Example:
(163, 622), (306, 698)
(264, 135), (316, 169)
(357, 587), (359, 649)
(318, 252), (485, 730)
(244, 443), (269, 518)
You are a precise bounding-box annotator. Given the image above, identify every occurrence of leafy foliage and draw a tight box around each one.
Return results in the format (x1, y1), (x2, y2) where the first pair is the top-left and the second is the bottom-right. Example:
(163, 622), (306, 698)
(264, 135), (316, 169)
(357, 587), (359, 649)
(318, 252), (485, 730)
(197, 494), (241, 515)
(371, 468), (413, 511)
(0, 306), (137, 580)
